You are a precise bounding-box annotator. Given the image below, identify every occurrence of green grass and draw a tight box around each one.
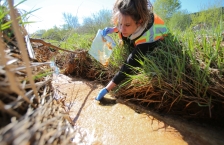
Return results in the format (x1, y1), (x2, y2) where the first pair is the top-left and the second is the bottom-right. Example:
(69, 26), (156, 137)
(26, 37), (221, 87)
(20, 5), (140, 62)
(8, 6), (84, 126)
(46, 33), (93, 51)
(116, 21), (224, 117)
(60, 33), (93, 50)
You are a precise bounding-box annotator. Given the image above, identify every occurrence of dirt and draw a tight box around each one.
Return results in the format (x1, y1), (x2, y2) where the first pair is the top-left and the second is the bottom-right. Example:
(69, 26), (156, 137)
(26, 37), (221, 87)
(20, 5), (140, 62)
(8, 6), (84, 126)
(52, 74), (224, 145)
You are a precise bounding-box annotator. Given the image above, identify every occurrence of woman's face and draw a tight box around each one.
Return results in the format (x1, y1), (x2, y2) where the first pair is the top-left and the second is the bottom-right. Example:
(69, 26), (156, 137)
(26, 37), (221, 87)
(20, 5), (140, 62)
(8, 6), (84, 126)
(118, 14), (140, 37)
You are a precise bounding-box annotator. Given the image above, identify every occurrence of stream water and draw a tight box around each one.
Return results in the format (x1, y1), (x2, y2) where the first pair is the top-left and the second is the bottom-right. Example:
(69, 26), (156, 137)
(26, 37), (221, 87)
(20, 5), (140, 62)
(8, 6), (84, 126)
(52, 74), (224, 145)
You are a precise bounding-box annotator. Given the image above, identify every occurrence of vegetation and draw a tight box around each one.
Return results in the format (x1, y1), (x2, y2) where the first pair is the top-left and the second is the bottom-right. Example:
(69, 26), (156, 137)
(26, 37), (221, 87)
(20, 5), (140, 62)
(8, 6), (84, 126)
(33, 9), (112, 41)
(0, 0), (224, 141)
(110, 1), (223, 121)
(116, 26), (223, 118)
(0, 0), (223, 144)
(153, 0), (181, 22)
(27, 0), (224, 121)
(52, 2), (224, 122)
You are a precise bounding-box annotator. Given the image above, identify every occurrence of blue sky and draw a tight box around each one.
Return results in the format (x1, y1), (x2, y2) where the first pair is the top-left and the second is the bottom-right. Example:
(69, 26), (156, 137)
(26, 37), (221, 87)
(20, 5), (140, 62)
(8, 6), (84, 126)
(180, 0), (223, 13)
(14, 0), (224, 33)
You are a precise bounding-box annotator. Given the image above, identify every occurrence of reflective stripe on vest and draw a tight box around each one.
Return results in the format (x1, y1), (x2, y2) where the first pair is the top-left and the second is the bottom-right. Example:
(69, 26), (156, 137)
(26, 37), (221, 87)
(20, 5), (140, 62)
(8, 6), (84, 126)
(135, 14), (168, 46)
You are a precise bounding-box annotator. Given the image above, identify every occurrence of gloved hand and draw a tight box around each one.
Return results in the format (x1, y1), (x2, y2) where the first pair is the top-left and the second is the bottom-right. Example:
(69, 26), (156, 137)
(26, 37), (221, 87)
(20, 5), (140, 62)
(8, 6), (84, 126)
(101, 27), (114, 37)
(95, 88), (108, 101)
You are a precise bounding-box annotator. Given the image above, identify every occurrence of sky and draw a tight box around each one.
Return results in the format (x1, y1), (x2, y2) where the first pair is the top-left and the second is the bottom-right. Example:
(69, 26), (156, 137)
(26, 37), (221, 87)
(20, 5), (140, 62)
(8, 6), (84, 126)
(13, 0), (224, 34)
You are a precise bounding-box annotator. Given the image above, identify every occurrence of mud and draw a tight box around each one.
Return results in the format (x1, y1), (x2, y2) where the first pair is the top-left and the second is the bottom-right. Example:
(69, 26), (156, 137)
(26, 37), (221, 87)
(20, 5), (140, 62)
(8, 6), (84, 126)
(52, 74), (224, 145)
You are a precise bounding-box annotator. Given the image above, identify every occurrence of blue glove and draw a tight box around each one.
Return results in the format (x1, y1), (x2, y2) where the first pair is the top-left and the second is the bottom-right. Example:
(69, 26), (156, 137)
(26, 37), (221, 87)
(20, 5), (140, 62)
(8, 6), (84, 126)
(95, 88), (108, 101)
(101, 27), (114, 37)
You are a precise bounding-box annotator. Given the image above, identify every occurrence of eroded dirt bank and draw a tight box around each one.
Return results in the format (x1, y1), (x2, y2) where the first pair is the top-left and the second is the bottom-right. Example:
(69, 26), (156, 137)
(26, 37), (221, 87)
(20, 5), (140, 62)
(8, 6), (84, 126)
(52, 74), (224, 145)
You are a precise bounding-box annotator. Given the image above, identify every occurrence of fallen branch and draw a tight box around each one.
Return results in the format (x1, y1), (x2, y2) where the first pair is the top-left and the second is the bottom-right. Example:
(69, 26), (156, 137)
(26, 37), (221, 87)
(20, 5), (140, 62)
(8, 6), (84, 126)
(30, 38), (81, 53)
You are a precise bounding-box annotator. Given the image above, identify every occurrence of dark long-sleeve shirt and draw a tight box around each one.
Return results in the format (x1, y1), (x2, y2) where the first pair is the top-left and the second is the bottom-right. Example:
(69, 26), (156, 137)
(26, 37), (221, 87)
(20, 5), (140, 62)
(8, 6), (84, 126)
(112, 14), (161, 85)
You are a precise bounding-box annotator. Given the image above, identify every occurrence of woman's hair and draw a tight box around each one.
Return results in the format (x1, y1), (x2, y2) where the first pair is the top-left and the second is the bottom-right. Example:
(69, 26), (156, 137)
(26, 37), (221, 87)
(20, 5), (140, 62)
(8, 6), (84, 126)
(112, 0), (153, 26)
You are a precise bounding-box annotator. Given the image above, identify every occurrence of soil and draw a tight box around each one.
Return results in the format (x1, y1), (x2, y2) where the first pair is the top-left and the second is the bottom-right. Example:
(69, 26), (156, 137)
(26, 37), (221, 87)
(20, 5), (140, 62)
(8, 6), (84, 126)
(52, 74), (224, 145)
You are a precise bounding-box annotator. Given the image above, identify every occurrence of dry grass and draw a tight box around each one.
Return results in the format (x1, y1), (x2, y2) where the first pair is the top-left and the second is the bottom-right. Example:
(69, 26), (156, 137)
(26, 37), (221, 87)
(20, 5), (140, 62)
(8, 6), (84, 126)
(0, 3), (94, 144)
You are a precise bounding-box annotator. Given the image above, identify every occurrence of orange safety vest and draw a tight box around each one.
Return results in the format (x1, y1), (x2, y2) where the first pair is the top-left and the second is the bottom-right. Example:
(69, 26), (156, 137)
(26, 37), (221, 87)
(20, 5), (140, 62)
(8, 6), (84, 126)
(134, 14), (168, 46)
(117, 14), (168, 46)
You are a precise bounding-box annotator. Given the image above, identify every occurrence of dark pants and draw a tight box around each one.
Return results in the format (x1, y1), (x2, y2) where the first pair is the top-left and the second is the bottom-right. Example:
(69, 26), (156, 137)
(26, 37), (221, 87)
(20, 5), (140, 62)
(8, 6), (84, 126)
(112, 40), (160, 85)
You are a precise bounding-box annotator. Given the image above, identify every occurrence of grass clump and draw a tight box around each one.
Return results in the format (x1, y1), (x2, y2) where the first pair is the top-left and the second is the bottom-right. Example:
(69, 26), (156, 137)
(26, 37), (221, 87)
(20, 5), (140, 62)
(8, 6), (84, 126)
(114, 23), (224, 122)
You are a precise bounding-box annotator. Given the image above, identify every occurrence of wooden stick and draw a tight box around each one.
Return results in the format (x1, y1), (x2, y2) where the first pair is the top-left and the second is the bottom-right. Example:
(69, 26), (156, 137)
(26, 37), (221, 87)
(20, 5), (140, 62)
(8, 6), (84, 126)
(30, 38), (84, 53)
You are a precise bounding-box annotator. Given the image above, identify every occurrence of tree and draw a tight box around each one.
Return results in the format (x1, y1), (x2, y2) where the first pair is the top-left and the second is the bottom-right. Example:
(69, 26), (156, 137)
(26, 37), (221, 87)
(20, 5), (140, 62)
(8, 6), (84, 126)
(80, 17), (95, 33)
(153, 0), (181, 22)
(92, 9), (112, 28)
(79, 9), (112, 34)
(32, 29), (46, 38)
(62, 12), (80, 29)
(42, 26), (63, 41)
(190, 1), (223, 29)
(168, 10), (191, 31)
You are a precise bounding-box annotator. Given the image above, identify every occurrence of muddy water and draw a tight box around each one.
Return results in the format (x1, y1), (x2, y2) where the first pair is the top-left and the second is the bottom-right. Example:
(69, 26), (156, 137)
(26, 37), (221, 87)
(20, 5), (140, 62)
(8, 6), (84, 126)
(71, 102), (186, 145)
(52, 74), (224, 145)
